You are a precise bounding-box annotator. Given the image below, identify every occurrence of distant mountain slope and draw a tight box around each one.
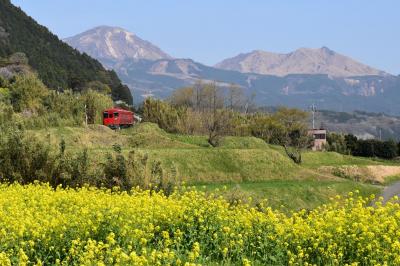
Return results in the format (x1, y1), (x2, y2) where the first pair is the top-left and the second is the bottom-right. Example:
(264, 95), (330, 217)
(112, 58), (248, 98)
(0, 0), (132, 104)
(64, 26), (172, 67)
(215, 47), (387, 77)
(113, 58), (400, 115)
(318, 110), (400, 141)
(66, 26), (400, 115)
(258, 107), (400, 141)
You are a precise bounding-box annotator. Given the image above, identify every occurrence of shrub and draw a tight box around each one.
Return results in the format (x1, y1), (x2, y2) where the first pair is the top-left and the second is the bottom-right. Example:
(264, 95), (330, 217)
(327, 132), (349, 154)
(102, 147), (179, 194)
(9, 73), (48, 113)
(0, 126), (53, 184)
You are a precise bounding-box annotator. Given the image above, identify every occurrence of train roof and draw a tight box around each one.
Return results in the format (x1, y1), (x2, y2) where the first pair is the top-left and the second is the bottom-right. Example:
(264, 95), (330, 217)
(103, 108), (133, 113)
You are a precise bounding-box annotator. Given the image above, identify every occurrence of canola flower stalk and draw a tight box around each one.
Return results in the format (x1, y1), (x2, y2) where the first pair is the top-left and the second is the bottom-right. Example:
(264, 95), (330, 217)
(0, 183), (399, 265)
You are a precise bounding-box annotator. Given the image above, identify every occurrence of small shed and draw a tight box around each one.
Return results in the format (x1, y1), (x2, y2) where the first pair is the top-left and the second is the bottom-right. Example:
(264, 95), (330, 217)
(308, 129), (327, 151)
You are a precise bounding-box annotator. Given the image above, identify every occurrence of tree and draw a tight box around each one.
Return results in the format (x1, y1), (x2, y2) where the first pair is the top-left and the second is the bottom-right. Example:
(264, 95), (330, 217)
(345, 134), (358, 154)
(353, 139), (398, 159)
(9, 52), (29, 65)
(170, 86), (194, 108)
(43, 90), (85, 122)
(82, 89), (113, 124)
(274, 107), (311, 164)
(244, 92), (256, 114)
(9, 73), (48, 112)
(86, 80), (112, 95)
(204, 109), (232, 147)
(249, 113), (285, 144)
(227, 83), (245, 111)
(378, 140), (398, 159)
(201, 82), (229, 147)
(193, 80), (205, 111)
(142, 98), (183, 133)
(326, 133), (349, 154)
(0, 0), (132, 104)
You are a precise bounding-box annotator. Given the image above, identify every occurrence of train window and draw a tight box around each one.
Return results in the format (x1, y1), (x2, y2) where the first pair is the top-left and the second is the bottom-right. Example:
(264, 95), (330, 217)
(114, 112), (119, 117)
(103, 112), (109, 118)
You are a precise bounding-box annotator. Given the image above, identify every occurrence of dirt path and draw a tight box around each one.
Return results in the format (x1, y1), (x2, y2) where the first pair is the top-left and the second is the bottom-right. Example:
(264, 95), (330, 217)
(381, 181), (400, 203)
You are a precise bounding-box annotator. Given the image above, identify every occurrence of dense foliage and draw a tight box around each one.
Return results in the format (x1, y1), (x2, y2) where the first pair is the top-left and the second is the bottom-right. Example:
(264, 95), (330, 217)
(143, 84), (311, 162)
(0, 124), (175, 192)
(0, 0), (132, 104)
(0, 70), (176, 190)
(0, 184), (398, 265)
(327, 133), (399, 159)
(352, 139), (398, 159)
(0, 71), (115, 127)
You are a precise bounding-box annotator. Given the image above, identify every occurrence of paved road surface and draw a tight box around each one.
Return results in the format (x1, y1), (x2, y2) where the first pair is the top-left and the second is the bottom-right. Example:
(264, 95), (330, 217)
(381, 181), (400, 203)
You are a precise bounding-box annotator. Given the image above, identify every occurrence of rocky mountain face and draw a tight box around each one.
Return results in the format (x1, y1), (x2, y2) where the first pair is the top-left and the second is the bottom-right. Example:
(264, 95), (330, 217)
(65, 26), (400, 115)
(64, 26), (172, 68)
(215, 47), (387, 77)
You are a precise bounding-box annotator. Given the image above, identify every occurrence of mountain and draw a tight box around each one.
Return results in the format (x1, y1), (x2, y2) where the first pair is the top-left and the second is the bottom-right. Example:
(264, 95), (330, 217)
(110, 57), (400, 115)
(0, 0), (132, 104)
(215, 47), (387, 77)
(64, 26), (172, 68)
(66, 26), (400, 115)
(110, 58), (248, 99)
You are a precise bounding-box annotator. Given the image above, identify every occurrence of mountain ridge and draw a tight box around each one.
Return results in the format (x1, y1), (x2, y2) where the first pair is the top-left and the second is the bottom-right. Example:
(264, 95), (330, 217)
(64, 26), (172, 67)
(215, 47), (388, 77)
(64, 26), (400, 115)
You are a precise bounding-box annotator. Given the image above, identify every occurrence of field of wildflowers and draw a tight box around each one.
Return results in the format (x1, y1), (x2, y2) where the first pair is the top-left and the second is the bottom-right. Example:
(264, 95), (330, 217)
(0, 183), (399, 265)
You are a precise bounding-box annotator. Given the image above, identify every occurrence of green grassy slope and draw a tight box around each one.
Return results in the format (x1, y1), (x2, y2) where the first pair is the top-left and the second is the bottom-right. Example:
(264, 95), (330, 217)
(29, 122), (396, 211)
(30, 123), (301, 182)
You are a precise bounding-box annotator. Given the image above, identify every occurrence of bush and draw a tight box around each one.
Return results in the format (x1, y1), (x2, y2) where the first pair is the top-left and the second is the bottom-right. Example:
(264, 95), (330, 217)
(327, 132), (349, 154)
(142, 98), (184, 133)
(0, 126), (53, 184)
(102, 146), (179, 195)
(9, 73), (48, 113)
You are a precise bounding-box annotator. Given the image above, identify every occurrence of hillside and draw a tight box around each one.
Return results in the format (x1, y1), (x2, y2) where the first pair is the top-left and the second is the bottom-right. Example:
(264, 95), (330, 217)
(0, 1), (132, 104)
(215, 47), (387, 77)
(28, 122), (399, 210)
(319, 110), (400, 140)
(257, 107), (400, 141)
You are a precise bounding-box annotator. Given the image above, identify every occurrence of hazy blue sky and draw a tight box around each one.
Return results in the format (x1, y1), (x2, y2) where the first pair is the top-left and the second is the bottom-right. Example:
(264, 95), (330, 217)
(11, 0), (400, 74)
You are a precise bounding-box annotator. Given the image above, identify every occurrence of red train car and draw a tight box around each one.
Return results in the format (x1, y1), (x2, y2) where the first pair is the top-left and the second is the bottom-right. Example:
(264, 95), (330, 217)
(103, 108), (134, 129)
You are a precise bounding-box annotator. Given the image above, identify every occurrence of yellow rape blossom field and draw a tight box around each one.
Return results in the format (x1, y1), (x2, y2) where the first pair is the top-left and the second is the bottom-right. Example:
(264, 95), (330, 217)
(1, 184), (400, 265)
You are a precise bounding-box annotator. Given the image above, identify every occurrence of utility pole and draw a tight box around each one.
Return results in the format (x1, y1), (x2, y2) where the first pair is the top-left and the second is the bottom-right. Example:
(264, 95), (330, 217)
(310, 103), (317, 129)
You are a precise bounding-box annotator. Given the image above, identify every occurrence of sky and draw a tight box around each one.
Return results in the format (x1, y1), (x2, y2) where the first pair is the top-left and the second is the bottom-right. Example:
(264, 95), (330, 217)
(10, 0), (400, 74)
